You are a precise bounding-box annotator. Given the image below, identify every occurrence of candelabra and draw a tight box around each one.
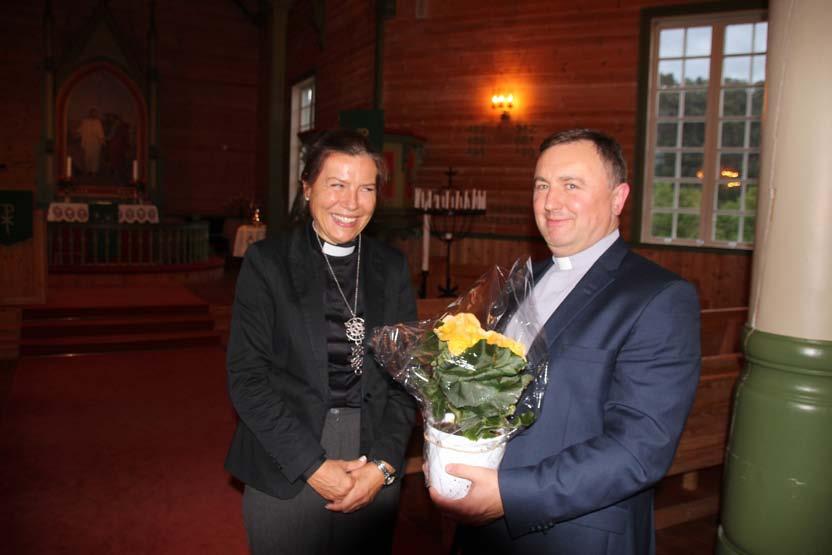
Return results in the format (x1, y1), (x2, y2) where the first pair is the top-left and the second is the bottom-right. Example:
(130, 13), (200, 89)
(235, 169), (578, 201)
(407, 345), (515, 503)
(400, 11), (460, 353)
(57, 177), (73, 202)
(414, 167), (487, 297)
(59, 157), (74, 201)
(132, 180), (146, 203)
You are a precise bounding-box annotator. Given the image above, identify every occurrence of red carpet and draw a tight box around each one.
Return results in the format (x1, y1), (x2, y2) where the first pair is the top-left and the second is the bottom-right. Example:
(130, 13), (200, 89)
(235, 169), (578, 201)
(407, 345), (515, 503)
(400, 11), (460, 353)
(0, 348), (247, 554)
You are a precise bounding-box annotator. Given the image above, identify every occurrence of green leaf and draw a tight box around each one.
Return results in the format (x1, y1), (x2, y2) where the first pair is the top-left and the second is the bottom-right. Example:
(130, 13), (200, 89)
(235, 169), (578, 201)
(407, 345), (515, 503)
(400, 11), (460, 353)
(414, 335), (536, 440)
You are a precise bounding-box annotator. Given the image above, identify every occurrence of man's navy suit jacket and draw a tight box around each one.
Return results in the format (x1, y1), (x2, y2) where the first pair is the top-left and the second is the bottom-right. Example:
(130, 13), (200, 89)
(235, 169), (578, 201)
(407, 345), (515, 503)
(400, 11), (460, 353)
(461, 237), (701, 555)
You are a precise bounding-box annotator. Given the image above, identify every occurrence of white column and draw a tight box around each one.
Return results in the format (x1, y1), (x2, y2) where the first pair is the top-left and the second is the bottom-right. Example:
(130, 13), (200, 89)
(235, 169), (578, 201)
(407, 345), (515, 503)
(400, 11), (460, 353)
(749, 0), (832, 341)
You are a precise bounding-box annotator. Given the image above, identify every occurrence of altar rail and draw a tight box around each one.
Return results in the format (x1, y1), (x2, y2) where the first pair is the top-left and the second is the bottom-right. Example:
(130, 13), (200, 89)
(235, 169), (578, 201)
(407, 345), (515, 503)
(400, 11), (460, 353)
(47, 222), (211, 267)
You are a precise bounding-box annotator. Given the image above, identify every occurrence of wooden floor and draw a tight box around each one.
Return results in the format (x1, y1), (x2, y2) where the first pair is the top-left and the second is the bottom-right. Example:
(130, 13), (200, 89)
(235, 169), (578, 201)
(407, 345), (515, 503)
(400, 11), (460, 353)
(1, 351), (719, 554)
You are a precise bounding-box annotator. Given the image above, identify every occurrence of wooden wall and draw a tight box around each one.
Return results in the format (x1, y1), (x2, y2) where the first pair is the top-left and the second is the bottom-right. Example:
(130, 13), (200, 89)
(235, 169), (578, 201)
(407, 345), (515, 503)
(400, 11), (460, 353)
(390, 235), (751, 310)
(155, 2), (260, 216)
(0, 0), (752, 309)
(0, 210), (47, 305)
(287, 0), (379, 125)
(0, 3), (44, 192)
(289, 0), (751, 308)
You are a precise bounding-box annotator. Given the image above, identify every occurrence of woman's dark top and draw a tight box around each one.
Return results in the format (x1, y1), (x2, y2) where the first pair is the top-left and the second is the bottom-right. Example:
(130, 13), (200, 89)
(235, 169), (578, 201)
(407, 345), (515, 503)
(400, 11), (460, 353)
(308, 225), (363, 408)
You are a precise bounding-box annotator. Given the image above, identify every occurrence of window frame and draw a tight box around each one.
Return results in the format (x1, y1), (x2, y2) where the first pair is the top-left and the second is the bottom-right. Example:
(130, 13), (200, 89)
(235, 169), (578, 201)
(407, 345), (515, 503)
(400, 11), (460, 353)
(288, 76), (316, 212)
(632, 1), (767, 253)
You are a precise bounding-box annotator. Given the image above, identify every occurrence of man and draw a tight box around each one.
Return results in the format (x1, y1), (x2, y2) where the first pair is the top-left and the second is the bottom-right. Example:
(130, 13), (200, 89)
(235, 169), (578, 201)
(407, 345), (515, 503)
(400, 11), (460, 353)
(431, 129), (701, 554)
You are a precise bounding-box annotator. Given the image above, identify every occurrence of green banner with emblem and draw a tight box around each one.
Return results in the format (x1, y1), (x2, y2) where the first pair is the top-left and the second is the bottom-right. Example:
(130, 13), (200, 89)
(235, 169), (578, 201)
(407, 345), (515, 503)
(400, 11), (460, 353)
(0, 190), (33, 246)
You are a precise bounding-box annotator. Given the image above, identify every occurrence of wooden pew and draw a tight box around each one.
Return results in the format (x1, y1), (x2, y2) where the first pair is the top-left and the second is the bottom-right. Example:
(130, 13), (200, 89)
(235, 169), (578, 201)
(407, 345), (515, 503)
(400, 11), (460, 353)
(654, 351), (742, 528)
(700, 307), (747, 356)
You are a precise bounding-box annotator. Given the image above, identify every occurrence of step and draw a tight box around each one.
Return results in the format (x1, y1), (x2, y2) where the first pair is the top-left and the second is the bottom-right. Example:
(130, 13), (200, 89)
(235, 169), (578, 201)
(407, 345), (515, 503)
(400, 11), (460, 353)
(20, 329), (221, 357)
(22, 304), (211, 321)
(21, 313), (216, 339)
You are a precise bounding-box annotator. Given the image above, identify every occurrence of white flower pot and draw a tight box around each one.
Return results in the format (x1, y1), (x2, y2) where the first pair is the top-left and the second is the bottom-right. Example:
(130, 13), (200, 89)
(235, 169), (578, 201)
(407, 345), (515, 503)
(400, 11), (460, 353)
(424, 424), (507, 500)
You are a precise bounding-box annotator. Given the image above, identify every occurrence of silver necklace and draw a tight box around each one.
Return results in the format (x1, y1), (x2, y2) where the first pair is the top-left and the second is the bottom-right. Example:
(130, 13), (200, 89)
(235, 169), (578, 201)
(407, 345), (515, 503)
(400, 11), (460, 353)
(314, 226), (365, 375)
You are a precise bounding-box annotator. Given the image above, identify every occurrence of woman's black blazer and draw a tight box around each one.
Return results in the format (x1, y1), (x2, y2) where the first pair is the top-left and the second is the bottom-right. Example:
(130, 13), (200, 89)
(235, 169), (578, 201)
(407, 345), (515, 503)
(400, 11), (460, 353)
(224, 224), (418, 499)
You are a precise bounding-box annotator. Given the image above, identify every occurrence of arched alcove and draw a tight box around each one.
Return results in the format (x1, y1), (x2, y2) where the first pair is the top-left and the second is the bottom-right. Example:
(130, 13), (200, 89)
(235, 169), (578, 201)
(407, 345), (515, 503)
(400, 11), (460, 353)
(55, 62), (147, 195)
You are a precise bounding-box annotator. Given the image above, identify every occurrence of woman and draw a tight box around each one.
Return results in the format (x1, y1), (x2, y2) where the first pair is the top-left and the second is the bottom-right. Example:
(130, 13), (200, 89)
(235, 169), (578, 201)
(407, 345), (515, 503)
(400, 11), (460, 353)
(225, 129), (417, 554)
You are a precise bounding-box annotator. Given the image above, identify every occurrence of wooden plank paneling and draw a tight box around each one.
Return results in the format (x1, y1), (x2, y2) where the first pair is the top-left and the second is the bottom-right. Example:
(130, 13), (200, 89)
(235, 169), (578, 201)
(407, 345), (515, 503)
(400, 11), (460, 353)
(0, 209), (46, 305)
(377, 0), (751, 308)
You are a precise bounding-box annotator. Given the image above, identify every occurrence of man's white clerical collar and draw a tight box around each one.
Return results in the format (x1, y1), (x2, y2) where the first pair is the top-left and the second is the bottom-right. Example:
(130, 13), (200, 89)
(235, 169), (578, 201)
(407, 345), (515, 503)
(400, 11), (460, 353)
(553, 256), (573, 271)
(551, 229), (620, 271)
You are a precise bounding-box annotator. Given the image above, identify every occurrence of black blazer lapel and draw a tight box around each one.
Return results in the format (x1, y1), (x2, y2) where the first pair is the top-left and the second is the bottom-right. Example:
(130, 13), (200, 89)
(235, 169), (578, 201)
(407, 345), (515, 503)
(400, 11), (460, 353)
(287, 226), (329, 393)
(359, 238), (385, 382)
(542, 237), (629, 346)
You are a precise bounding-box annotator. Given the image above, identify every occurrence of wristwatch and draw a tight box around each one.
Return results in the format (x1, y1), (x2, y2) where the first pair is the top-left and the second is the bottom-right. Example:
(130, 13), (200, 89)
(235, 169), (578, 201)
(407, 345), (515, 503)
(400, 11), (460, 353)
(371, 459), (396, 487)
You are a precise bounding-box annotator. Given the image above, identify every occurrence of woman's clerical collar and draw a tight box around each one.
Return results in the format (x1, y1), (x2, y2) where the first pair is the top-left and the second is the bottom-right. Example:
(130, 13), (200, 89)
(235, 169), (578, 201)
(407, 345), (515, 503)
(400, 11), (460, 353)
(311, 221), (357, 257)
(321, 241), (355, 257)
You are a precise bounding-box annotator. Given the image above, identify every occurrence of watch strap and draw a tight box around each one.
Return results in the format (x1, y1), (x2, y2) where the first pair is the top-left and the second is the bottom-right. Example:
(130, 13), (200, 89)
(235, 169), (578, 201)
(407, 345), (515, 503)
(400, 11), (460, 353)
(371, 459), (396, 486)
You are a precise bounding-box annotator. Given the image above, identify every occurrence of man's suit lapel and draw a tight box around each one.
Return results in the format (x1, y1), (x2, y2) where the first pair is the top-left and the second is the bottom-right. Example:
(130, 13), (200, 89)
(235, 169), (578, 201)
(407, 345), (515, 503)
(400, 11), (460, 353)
(287, 226), (329, 392)
(543, 237), (629, 346)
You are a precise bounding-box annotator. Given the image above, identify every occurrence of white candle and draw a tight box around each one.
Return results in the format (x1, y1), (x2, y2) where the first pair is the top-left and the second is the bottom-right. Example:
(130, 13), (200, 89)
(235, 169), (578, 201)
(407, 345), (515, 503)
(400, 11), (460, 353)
(132, 160), (139, 182)
(482, 190), (487, 210)
(464, 191), (470, 210)
(421, 214), (430, 272)
(66, 156), (72, 179)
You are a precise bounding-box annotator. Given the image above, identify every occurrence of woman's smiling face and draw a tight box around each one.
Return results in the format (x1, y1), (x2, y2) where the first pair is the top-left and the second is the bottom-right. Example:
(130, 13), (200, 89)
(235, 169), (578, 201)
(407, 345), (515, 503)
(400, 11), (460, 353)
(303, 152), (378, 245)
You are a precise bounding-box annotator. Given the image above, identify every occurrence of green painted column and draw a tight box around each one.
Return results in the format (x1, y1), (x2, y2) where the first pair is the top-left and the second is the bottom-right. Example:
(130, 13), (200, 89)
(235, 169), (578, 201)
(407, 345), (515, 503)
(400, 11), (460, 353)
(147, 0), (161, 207)
(265, 0), (290, 236)
(717, 0), (832, 553)
(37, 0), (56, 206)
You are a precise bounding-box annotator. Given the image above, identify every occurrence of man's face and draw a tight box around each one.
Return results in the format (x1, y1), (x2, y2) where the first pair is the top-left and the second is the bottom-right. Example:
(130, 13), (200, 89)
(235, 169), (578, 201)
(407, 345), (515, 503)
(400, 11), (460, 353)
(533, 140), (629, 257)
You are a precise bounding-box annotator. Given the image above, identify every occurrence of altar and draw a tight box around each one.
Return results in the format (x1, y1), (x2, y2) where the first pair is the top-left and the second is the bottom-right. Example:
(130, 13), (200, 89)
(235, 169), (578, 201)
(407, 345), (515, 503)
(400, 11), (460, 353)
(48, 201), (159, 225)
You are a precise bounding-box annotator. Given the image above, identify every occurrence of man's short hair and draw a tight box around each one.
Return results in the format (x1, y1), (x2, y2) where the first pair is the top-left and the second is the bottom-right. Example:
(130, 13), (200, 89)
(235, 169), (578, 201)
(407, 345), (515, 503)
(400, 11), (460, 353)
(538, 128), (627, 187)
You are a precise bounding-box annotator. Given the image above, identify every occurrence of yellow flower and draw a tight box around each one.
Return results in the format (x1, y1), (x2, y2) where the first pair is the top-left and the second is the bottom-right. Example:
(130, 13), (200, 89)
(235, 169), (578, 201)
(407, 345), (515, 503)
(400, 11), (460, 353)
(434, 313), (486, 356)
(484, 331), (527, 359)
(434, 313), (526, 359)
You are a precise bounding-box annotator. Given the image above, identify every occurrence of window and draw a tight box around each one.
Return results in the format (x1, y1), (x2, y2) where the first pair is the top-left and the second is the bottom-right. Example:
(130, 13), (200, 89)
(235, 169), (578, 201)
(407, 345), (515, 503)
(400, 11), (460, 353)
(289, 77), (315, 211)
(641, 11), (766, 249)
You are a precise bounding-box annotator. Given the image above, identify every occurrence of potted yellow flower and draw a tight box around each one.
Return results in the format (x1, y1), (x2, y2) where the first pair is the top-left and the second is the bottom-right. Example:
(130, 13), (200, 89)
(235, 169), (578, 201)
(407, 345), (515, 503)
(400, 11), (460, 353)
(372, 261), (548, 499)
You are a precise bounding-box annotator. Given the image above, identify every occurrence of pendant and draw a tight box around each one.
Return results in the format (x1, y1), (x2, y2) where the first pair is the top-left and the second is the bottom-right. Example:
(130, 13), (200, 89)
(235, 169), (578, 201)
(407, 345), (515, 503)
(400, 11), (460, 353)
(345, 316), (365, 375)
(350, 343), (364, 375)
(345, 316), (365, 344)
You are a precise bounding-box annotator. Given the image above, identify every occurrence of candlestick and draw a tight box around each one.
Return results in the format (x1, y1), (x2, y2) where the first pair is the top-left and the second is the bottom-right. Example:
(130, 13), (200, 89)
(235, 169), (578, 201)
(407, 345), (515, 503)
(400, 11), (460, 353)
(421, 213), (430, 272)
(66, 156), (72, 179)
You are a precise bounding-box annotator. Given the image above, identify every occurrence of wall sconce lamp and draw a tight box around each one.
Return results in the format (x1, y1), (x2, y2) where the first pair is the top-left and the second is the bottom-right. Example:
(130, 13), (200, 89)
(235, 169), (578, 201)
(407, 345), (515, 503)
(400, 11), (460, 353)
(491, 94), (514, 121)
